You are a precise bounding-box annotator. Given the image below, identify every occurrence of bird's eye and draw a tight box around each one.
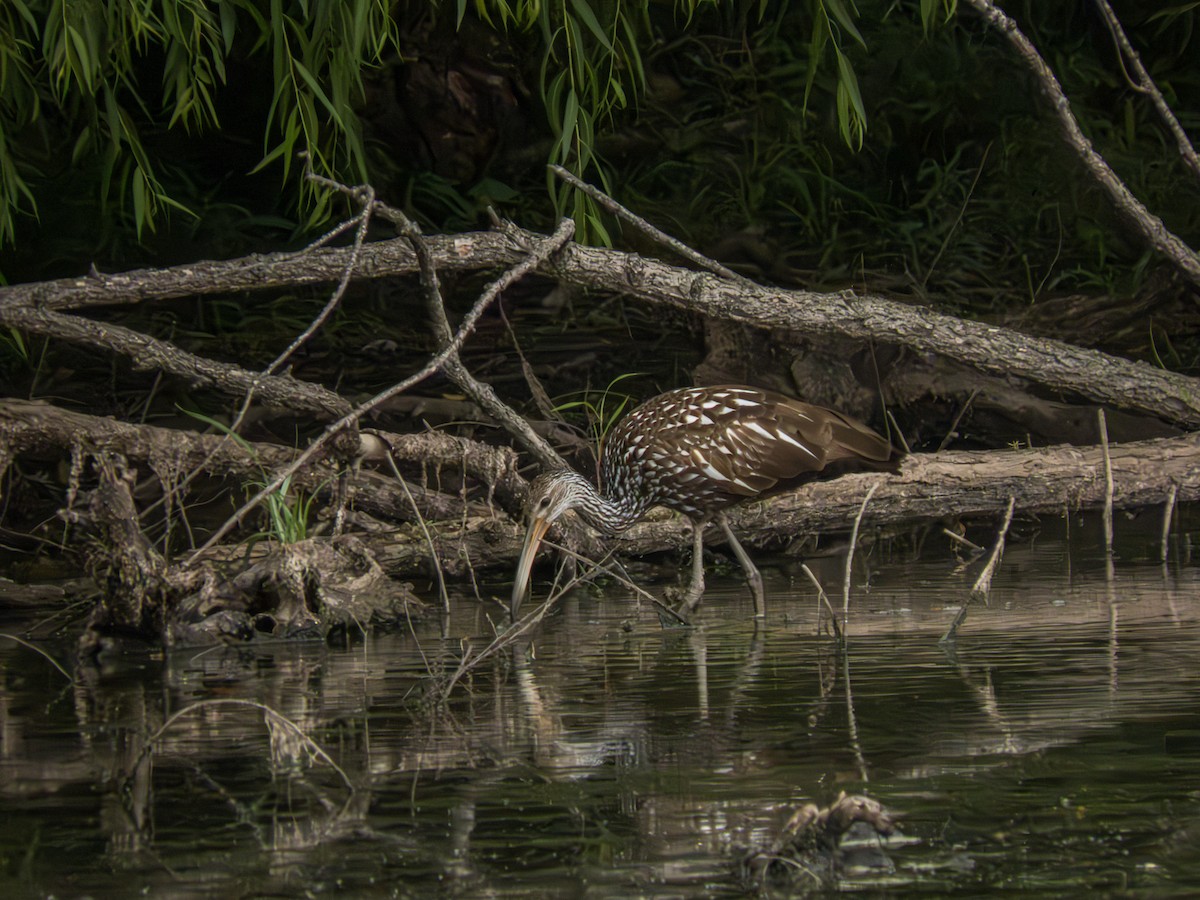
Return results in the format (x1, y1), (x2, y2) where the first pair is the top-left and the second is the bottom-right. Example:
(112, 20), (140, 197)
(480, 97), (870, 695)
(537, 497), (550, 510)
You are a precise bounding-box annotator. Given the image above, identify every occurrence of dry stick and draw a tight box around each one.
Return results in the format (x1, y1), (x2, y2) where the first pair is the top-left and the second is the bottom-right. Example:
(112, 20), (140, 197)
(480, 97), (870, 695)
(963, 0), (1200, 288)
(799, 563), (842, 642)
(143, 188), (377, 525)
(937, 388), (980, 453)
(268, 185), (375, 375)
(385, 453), (451, 614)
(1093, 0), (1200, 182)
(187, 218), (577, 561)
(841, 480), (882, 637)
(549, 164), (753, 285)
(1098, 408), (1114, 555)
(1161, 483), (1178, 564)
(943, 528), (984, 554)
(940, 495), (1016, 643)
(385, 202), (564, 471)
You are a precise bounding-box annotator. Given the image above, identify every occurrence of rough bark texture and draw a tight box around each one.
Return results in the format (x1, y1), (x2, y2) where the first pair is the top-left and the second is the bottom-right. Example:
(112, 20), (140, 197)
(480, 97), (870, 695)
(359, 433), (1199, 575)
(0, 398), (520, 522)
(4, 228), (1199, 427)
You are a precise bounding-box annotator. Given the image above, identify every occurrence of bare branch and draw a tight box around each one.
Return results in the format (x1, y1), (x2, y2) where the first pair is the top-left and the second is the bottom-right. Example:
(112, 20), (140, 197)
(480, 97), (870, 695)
(963, 0), (1200, 287)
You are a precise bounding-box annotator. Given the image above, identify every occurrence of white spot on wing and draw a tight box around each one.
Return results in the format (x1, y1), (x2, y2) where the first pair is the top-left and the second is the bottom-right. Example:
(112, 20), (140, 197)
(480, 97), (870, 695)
(776, 429), (818, 458)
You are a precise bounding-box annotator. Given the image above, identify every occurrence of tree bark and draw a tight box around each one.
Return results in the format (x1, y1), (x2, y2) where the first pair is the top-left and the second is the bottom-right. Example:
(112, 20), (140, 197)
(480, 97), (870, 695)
(362, 433), (1199, 575)
(4, 226), (1199, 427)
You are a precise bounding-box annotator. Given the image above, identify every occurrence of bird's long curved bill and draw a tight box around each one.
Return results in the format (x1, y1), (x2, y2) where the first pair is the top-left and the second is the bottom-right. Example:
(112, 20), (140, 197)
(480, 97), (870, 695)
(511, 514), (552, 617)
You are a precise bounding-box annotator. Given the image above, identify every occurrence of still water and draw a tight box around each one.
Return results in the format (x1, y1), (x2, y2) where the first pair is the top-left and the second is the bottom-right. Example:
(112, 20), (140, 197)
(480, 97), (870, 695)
(2, 521), (1200, 897)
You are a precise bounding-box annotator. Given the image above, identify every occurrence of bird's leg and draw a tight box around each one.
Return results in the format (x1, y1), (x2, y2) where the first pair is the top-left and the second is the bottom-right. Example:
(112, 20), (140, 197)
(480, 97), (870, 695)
(717, 515), (765, 617)
(679, 519), (708, 612)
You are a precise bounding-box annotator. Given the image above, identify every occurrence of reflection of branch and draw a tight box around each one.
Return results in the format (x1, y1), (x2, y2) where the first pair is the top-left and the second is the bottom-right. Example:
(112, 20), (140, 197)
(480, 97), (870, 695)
(842, 650), (869, 782)
(1092, 0), (1200, 181)
(133, 698), (355, 792)
(963, 0), (1200, 288)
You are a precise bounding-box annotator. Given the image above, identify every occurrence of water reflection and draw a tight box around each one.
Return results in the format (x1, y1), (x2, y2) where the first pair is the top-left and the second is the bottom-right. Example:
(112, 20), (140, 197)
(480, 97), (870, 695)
(2, 531), (1200, 895)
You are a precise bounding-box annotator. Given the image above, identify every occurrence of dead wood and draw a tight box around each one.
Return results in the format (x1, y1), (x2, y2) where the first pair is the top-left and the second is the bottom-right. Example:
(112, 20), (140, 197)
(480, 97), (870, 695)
(963, 0), (1200, 288)
(4, 226), (1199, 428)
(1, 304), (353, 419)
(0, 398), (520, 522)
(167, 536), (423, 646)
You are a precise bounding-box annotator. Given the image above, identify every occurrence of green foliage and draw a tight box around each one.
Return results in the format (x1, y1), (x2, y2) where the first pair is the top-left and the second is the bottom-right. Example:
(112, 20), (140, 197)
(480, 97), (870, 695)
(552, 372), (644, 458)
(453, 0), (867, 242)
(260, 474), (318, 544)
(0, 0), (400, 250)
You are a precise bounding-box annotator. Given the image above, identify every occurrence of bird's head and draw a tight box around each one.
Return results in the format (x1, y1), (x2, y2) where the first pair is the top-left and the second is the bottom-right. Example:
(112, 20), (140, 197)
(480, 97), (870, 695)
(510, 469), (596, 616)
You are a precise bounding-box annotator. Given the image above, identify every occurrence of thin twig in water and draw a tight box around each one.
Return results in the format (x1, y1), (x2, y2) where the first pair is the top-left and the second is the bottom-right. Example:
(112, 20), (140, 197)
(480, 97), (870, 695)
(941, 495), (1015, 643)
(799, 563), (841, 642)
(1098, 408), (1114, 555)
(943, 528), (984, 553)
(842, 648), (869, 782)
(188, 218), (576, 560)
(1161, 483), (1178, 564)
(842, 480), (881, 636)
(0, 633), (73, 681)
(549, 164), (753, 285)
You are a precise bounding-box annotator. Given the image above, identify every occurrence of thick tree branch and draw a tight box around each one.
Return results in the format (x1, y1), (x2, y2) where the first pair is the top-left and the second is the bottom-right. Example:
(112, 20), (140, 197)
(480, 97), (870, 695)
(0, 304), (353, 419)
(5, 229), (1199, 428)
(363, 433), (1200, 575)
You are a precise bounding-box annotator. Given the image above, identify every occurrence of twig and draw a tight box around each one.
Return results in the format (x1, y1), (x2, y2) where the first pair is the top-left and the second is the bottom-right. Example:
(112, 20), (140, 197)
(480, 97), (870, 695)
(1098, 408), (1114, 555)
(940, 495), (1015, 643)
(800, 563), (842, 641)
(1092, 0), (1200, 181)
(389, 200), (565, 471)
(922, 143), (992, 289)
(0, 633), (73, 681)
(937, 388), (979, 452)
(1160, 483), (1177, 564)
(963, 0), (1200, 288)
(942, 528), (984, 553)
(188, 218), (576, 560)
(268, 182), (375, 376)
(549, 164), (753, 285)
(842, 480), (881, 636)
(387, 454), (451, 614)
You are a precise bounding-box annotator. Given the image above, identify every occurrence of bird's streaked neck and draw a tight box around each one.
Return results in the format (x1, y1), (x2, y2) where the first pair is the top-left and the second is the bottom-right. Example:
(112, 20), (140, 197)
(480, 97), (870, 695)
(562, 470), (647, 534)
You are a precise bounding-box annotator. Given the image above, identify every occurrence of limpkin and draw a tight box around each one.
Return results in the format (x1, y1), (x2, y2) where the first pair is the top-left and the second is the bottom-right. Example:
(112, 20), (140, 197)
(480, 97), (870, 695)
(511, 384), (897, 617)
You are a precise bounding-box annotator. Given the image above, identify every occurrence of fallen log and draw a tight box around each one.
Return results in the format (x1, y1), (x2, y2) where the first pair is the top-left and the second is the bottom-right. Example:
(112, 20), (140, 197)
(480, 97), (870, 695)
(4, 226), (1199, 427)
